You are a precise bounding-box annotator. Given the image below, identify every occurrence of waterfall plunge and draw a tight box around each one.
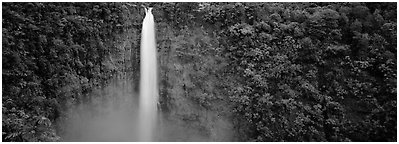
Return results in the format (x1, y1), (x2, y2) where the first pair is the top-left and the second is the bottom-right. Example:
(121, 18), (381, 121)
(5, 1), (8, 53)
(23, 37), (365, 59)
(138, 7), (158, 142)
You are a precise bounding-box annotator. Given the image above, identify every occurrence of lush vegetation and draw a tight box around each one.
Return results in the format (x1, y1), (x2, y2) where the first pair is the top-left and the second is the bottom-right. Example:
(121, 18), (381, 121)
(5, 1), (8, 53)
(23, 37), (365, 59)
(2, 2), (396, 142)
(206, 3), (397, 141)
(2, 2), (134, 141)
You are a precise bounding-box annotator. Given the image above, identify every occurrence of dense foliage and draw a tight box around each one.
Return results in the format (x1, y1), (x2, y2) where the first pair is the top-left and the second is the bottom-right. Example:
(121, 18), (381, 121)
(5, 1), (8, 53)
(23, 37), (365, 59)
(2, 2), (134, 141)
(202, 2), (396, 141)
(2, 2), (396, 142)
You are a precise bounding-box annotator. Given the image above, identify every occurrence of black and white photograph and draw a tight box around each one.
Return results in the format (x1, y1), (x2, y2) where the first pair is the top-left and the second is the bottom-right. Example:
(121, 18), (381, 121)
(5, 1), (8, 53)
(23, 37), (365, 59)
(2, 1), (397, 142)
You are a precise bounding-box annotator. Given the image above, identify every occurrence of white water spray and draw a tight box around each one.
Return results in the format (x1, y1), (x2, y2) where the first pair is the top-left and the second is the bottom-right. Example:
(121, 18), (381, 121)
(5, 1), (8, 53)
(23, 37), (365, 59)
(138, 7), (158, 141)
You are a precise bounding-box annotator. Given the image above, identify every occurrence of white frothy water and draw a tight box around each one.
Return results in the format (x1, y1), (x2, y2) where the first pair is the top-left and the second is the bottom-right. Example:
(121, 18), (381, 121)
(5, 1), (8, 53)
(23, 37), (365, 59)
(138, 7), (158, 142)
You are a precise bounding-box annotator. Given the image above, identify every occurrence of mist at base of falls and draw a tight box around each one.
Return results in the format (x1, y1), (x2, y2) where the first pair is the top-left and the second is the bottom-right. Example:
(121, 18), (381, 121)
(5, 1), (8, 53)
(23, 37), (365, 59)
(59, 79), (212, 142)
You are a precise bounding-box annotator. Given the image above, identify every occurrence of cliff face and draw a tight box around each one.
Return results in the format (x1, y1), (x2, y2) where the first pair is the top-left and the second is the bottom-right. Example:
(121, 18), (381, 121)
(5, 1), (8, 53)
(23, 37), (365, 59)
(155, 18), (237, 141)
(58, 4), (237, 141)
(114, 3), (239, 141)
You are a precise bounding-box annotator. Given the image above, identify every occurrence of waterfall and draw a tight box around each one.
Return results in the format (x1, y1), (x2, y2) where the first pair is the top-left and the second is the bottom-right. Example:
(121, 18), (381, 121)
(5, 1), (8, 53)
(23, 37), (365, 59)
(138, 7), (158, 141)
